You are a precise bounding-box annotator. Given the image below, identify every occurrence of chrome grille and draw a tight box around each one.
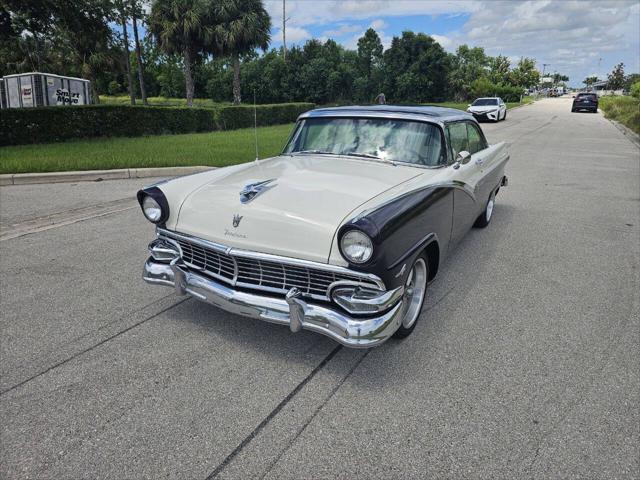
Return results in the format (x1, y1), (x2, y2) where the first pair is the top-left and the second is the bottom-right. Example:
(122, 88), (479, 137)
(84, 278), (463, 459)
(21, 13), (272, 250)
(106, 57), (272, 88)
(167, 233), (380, 300)
(176, 238), (235, 281)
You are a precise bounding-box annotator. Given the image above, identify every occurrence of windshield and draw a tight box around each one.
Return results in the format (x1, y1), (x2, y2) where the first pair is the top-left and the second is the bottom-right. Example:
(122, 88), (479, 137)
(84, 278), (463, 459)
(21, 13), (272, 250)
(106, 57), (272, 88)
(472, 98), (498, 106)
(283, 117), (444, 167)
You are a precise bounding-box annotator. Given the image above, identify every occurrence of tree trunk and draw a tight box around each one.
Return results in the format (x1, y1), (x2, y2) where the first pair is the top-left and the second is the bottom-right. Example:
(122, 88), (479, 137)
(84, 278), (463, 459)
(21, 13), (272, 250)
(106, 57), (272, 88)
(131, 10), (147, 105)
(183, 47), (194, 107)
(120, 9), (135, 105)
(232, 55), (241, 105)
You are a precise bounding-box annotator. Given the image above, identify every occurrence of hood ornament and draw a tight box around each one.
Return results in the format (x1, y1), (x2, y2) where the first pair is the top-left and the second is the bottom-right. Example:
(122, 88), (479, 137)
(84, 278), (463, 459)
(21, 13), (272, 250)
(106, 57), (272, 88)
(240, 178), (276, 204)
(232, 214), (243, 228)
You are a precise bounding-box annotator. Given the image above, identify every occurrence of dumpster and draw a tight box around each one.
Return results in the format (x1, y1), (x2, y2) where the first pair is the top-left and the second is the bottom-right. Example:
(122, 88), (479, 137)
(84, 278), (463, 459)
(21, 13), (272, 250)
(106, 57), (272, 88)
(1, 72), (92, 108)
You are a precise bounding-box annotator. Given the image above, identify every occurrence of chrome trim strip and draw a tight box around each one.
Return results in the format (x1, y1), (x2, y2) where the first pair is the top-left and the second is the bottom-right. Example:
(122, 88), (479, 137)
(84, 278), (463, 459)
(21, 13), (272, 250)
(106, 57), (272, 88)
(143, 258), (403, 348)
(156, 227), (386, 291)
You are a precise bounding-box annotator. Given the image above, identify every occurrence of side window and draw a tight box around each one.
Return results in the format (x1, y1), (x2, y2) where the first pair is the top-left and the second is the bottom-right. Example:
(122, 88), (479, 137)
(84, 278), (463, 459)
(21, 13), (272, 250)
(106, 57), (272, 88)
(466, 122), (487, 154)
(446, 122), (469, 160)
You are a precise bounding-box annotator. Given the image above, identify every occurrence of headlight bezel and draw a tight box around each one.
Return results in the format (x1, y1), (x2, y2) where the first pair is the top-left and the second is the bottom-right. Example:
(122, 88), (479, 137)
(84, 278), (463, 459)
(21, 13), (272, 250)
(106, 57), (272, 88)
(136, 187), (170, 225)
(339, 228), (374, 265)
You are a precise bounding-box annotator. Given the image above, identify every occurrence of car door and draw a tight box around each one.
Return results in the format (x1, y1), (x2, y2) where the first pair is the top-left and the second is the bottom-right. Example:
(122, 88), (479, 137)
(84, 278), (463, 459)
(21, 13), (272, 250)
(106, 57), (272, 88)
(447, 121), (485, 244)
(467, 121), (497, 203)
(498, 97), (506, 118)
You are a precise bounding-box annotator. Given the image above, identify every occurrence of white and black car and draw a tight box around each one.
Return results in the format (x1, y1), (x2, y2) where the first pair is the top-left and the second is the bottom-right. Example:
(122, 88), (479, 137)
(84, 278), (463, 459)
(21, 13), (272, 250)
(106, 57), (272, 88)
(467, 97), (507, 122)
(138, 106), (509, 348)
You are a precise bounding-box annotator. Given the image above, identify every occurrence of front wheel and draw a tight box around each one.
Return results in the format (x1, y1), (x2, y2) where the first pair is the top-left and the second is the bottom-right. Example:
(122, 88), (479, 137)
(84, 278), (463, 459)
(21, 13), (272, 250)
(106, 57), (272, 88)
(502, 109), (507, 121)
(474, 191), (495, 228)
(393, 256), (428, 339)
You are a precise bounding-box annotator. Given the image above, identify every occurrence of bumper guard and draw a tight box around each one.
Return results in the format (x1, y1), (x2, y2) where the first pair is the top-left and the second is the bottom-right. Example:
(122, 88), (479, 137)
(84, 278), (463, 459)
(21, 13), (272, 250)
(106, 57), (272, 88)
(144, 257), (405, 348)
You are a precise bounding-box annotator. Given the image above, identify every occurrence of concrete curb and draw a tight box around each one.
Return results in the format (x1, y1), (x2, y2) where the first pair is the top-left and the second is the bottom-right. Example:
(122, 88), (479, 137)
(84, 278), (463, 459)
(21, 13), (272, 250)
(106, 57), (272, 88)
(608, 119), (640, 148)
(0, 166), (214, 186)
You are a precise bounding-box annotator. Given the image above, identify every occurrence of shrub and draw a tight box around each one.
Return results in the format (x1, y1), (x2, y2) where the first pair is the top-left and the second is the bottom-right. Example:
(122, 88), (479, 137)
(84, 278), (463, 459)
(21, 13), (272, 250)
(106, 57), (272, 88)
(631, 81), (640, 99)
(0, 105), (216, 146)
(469, 78), (523, 102)
(599, 95), (640, 135)
(0, 102), (315, 146)
(214, 103), (315, 130)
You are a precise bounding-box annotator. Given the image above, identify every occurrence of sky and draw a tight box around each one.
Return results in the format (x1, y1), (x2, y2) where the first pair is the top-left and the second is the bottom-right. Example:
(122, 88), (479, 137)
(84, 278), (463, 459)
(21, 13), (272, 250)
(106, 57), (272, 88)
(263, 0), (640, 86)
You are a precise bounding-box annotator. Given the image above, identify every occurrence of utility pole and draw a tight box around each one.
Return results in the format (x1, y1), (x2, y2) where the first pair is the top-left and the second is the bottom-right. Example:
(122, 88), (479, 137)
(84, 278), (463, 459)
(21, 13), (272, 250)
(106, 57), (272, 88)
(282, 0), (286, 62)
(542, 63), (550, 78)
(282, 0), (290, 62)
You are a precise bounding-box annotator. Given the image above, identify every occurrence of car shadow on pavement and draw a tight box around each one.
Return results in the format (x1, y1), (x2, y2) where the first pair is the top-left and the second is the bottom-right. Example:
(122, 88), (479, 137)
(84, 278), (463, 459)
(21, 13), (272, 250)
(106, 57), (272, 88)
(344, 202), (519, 388)
(164, 202), (518, 388)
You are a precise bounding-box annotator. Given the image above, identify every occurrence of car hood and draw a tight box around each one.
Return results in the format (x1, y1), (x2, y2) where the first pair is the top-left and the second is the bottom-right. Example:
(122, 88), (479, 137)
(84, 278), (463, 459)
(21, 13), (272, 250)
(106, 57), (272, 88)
(174, 155), (422, 263)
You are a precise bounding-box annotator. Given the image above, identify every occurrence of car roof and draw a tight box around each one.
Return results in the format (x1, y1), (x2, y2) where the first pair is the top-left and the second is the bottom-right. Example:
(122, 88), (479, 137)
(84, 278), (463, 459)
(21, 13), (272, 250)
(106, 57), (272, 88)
(300, 105), (473, 123)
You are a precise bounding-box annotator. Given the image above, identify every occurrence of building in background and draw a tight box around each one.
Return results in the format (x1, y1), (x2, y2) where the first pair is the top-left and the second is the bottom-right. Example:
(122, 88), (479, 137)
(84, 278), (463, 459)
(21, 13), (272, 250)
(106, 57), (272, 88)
(1, 72), (92, 108)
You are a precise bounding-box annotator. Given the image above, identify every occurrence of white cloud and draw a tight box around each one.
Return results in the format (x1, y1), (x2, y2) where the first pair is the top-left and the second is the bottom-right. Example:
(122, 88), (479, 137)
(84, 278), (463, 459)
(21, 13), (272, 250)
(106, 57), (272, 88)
(274, 26), (311, 43)
(266, 1), (479, 27)
(266, 0), (639, 84)
(456, 0), (639, 83)
(322, 24), (362, 37)
(431, 34), (456, 51)
(370, 19), (388, 30)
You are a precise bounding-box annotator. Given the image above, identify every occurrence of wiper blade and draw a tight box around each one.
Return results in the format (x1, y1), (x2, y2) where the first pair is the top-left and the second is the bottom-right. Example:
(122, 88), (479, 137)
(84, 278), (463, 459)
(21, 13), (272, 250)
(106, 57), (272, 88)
(344, 152), (398, 165)
(291, 150), (335, 155)
(343, 152), (381, 160)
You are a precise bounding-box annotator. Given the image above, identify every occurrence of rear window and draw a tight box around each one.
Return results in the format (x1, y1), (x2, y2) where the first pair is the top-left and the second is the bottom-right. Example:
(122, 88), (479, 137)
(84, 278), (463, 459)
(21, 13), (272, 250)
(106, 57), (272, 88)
(577, 93), (597, 100)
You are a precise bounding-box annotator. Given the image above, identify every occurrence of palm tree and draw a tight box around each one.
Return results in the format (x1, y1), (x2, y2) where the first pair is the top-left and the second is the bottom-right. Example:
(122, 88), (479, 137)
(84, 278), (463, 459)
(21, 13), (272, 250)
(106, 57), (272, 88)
(130, 0), (148, 105)
(148, 0), (211, 106)
(117, 0), (136, 105)
(212, 0), (271, 105)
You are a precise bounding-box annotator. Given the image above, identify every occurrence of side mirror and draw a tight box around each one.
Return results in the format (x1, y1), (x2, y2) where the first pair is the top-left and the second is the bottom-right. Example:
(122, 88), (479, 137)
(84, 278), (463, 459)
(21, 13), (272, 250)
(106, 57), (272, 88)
(467, 104), (472, 108)
(453, 151), (471, 169)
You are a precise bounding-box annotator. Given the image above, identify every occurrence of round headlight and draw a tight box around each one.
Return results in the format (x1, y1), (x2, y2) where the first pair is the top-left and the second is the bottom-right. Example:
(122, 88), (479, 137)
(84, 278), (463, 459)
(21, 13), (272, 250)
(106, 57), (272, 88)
(142, 195), (162, 223)
(340, 230), (373, 264)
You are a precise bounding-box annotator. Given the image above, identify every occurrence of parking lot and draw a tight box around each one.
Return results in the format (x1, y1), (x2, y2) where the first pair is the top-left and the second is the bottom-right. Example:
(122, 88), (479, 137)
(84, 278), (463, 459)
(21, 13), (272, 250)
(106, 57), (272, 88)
(1, 97), (638, 479)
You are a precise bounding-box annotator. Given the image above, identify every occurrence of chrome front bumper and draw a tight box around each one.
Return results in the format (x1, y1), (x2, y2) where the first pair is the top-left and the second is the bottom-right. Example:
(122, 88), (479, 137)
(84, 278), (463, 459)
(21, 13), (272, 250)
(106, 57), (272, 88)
(143, 257), (405, 348)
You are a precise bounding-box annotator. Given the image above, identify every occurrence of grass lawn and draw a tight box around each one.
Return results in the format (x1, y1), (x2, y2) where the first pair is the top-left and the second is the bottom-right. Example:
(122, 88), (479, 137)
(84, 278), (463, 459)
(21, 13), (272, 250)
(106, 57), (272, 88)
(0, 124), (294, 174)
(100, 95), (229, 108)
(598, 96), (640, 135)
(427, 97), (533, 110)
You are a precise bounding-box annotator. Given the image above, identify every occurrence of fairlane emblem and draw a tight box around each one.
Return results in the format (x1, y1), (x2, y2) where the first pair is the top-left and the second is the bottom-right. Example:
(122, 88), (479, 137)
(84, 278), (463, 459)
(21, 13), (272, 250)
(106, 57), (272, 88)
(232, 214), (243, 228)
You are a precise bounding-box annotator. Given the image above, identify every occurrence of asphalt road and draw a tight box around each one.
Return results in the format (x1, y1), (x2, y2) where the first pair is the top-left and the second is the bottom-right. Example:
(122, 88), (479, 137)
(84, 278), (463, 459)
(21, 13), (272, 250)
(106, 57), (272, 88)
(1, 97), (638, 479)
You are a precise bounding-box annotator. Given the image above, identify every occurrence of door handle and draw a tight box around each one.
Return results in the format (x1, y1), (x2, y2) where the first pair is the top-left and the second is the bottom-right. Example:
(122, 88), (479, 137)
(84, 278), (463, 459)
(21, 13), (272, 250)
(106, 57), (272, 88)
(475, 158), (484, 166)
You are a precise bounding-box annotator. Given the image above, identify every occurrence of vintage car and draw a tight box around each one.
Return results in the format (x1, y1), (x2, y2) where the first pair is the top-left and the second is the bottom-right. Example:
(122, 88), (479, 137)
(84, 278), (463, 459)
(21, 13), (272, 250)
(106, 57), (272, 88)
(138, 106), (509, 348)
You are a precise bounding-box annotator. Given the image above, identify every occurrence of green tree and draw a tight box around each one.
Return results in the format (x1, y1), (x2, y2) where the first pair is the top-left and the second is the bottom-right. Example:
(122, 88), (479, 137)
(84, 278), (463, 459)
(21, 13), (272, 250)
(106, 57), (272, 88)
(583, 76), (599, 87)
(449, 45), (489, 100)
(624, 73), (640, 91)
(508, 57), (540, 88)
(3, 0), (119, 102)
(383, 31), (450, 102)
(607, 62), (625, 90)
(357, 28), (384, 101)
(148, 0), (213, 106)
(211, 0), (271, 104)
(487, 55), (510, 85)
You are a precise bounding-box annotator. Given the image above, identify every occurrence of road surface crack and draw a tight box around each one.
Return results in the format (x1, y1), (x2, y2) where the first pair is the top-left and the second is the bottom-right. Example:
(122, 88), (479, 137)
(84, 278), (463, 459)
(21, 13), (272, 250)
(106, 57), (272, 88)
(0, 297), (189, 397)
(204, 344), (346, 479)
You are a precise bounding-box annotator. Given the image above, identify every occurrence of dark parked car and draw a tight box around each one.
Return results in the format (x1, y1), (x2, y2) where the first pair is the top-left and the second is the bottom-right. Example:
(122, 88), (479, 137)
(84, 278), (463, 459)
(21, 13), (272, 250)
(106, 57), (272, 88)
(572, 92), (598, 113)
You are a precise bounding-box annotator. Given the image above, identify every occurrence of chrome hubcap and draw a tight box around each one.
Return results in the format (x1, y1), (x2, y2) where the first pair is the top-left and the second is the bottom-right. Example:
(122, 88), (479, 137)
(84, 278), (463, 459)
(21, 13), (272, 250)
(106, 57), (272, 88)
(401, 258), (427, 328)
(486, 197), (495, 221)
